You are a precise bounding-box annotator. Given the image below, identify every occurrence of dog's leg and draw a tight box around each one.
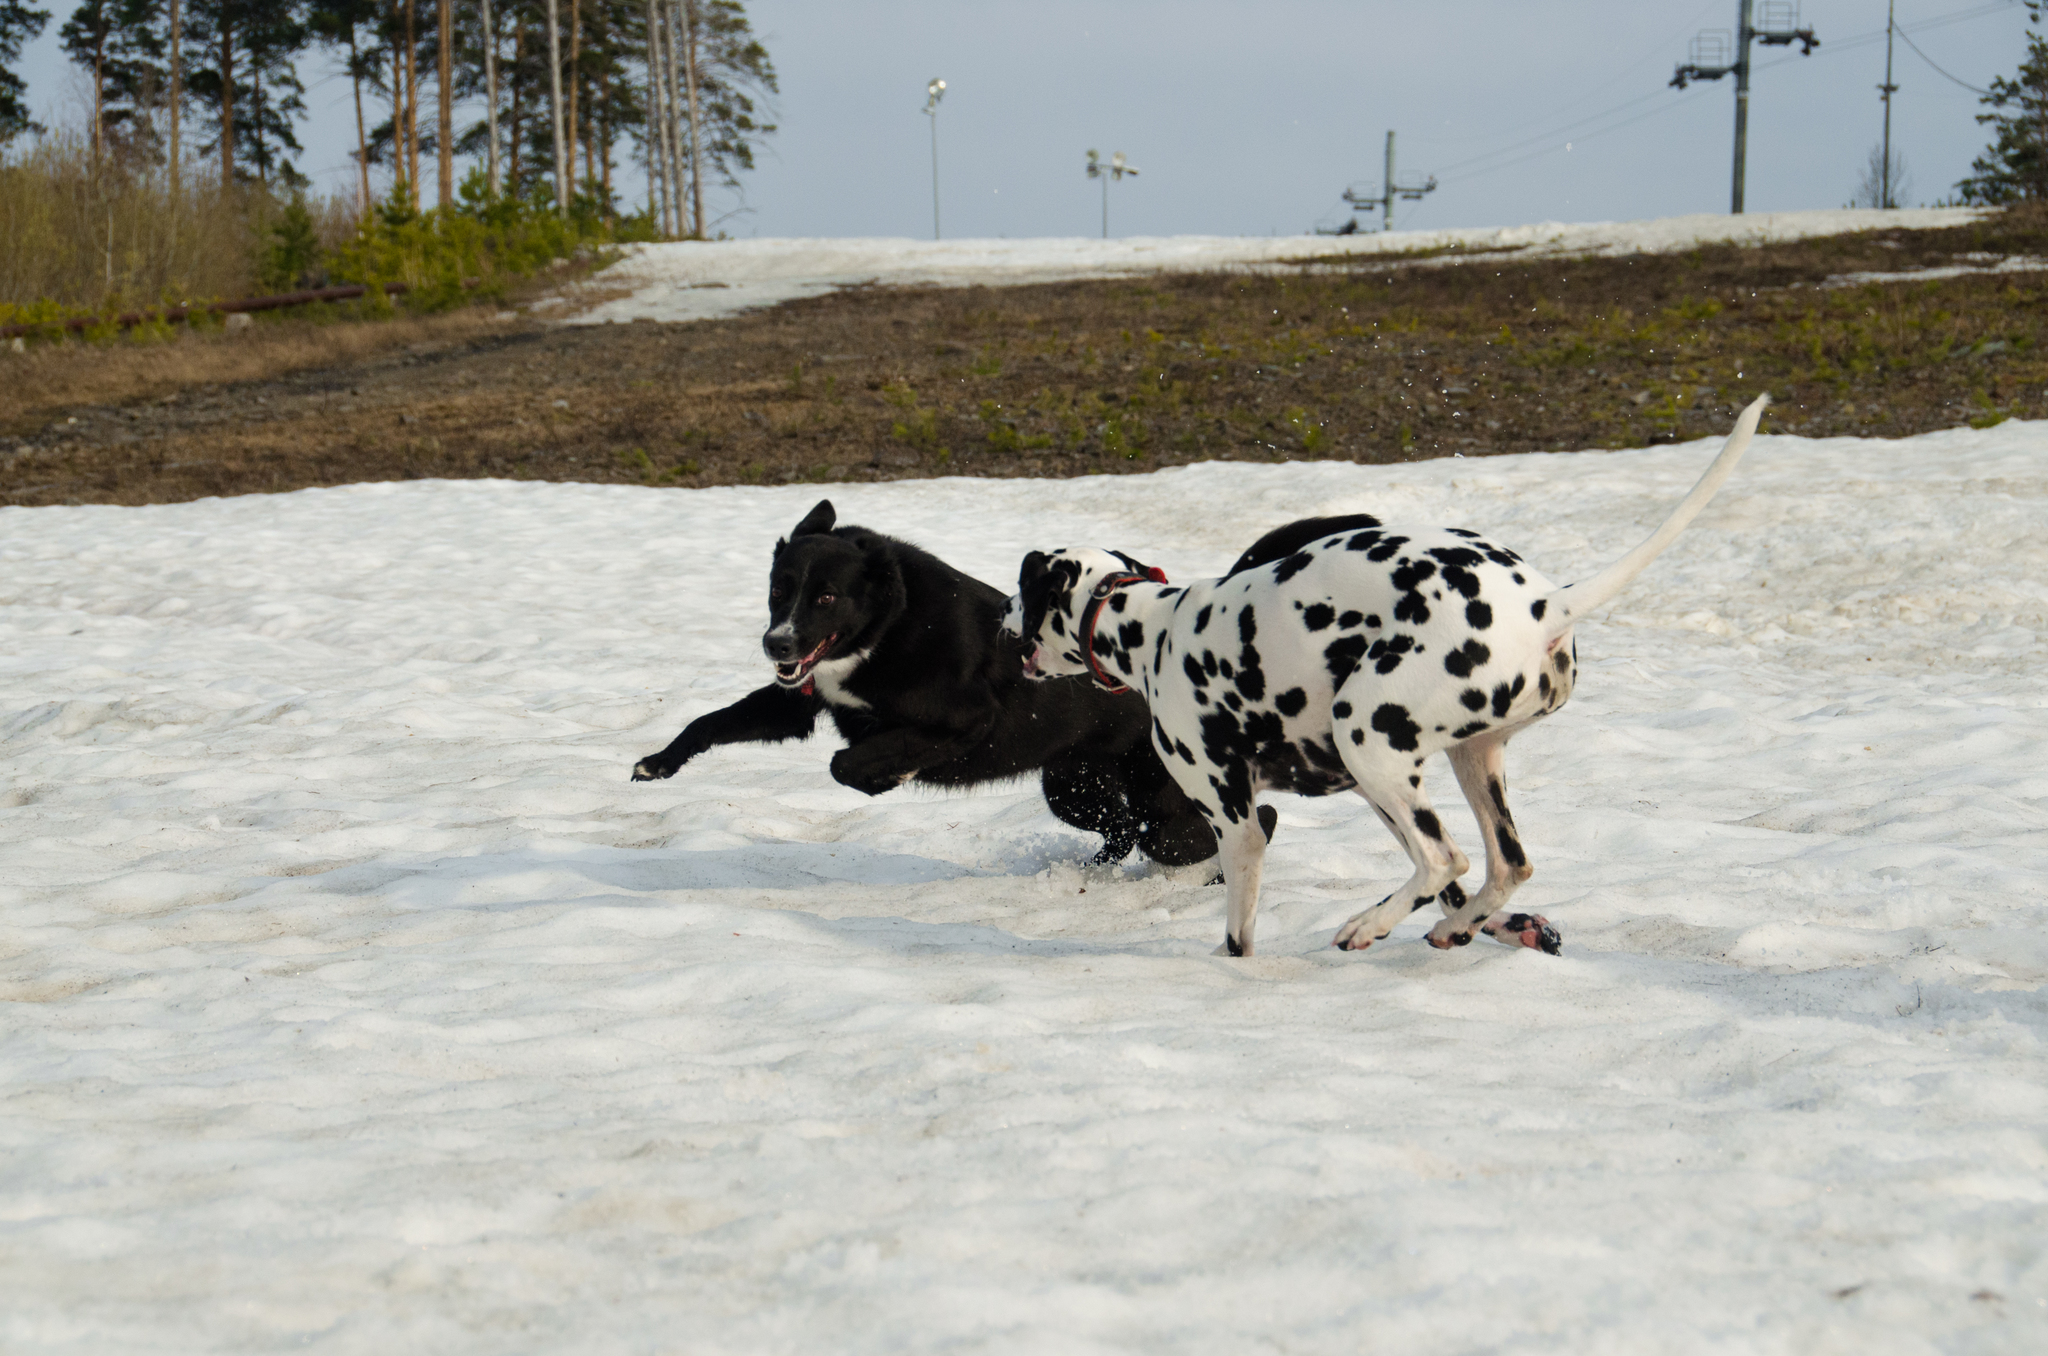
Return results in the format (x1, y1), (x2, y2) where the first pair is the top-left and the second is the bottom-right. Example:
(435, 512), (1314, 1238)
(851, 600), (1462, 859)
(1328, 708), (1468, 952)
(1424, 734), (1556, 952)
(1210, 806), (1270, 957)
(632, 684), (822, 781)
(1042, 753), (1142, 863)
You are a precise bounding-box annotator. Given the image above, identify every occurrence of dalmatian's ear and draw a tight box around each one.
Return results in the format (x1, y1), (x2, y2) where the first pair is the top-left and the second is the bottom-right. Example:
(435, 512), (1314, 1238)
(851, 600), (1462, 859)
(1110, 550), (1168, 583)
(1018, 550), (1051, 589)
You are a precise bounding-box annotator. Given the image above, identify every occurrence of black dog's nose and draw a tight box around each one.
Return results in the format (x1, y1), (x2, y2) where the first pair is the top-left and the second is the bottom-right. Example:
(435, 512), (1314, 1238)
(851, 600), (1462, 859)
(763, 631), (799, 661)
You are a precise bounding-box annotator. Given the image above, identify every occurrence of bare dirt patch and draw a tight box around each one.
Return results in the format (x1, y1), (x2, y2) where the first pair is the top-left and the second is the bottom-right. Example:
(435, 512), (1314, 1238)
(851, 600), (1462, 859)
(5, 209), (2045, 509)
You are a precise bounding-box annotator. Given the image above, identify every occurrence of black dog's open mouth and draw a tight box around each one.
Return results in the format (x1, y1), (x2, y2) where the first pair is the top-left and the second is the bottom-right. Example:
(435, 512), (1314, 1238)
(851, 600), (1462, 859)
(774, 634), (837, 687)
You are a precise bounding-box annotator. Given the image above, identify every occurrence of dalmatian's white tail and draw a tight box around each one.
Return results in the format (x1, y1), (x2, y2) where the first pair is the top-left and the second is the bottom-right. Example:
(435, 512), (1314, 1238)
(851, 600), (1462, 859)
(1541, 392), (1768, 639)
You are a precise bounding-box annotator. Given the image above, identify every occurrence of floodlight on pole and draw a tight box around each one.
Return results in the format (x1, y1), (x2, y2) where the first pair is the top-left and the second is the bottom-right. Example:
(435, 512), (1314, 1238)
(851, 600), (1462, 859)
(1670, 2), (1820, 214)
(1086, 149), (1140, 238)
(924, 78), (946, 240)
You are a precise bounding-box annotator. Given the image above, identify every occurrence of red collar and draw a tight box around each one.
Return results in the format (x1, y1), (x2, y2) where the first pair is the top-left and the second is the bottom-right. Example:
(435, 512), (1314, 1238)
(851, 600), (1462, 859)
(1080, 568), (1166, 694)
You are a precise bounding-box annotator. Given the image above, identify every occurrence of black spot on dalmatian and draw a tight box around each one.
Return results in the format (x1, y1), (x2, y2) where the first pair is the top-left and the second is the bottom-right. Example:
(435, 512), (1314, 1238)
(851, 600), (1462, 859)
(1483, 546), (1522, 568)
(1364, 614), (1382, 629)
(1414, 809), (1444, 841)
(1332, 700), (1352, 719)
(1235, 647), (1266, 702)
(1390, 558), (1437, 593)
(1466, 600), (1493, 630)
(1491, 683), (1515, 718)
(1538, 671), (1552, 698)
(1239, 606), (1258, 645)
(1554, 649), (1571, 673)
(1496, 823), (1528, 870)
(1368, 634), (1414, 675)
(1447, 528), (1479, 539)
(1350, 728), (1365, 745)
(1429, 546), (1486, 571)
(1118, 619), (1146, 652)
(1365, 535), (1409, 562)
(1183, 654), (1208, 688)
(1512, 573), (1525, 585)
(1346, 531), (1382, 551)
(1302, 603), (1335, 632)
(1461, 688), (1487, 711)
(1440, 565), (1481, 600)
(1443, 638), (1491, 678)
(1338, 610), (1364, 629)
(1273, 552), (1315, 585)
(1275, 687), (1308, 717)
(1393, 591), (1431, 626)
(1177, 740), (1196, 765)
(1202, 651), (1219, 678)
(1194, 605), (1213, 634)
(1324, 634), (1369, 684)
(1371, 703), (1422, 752)
(1408, 775), (1420, 787)
(1225, 932), (1244, 957)
(1530, 598), (1547, 622)
(1451, 721), (1489, 740)
(1219, 658), (1234, 679)
(1511, 674), (1526, 698)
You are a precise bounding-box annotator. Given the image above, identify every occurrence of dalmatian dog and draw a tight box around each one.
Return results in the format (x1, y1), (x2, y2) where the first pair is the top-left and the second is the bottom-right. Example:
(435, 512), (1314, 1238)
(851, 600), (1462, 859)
(1003, 395), (1768, 958)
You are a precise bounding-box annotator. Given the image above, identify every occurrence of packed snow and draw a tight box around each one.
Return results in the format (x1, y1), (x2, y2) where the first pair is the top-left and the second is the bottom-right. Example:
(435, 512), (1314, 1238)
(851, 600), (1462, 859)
(4, 420), (2047, 1352)
(574, 207), (1986, 326)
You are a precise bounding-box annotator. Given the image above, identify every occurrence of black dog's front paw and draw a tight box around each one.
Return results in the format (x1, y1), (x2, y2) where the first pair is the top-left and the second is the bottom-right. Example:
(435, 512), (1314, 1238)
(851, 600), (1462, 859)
(830, 750), (904, 797)
(631, 746), (697, 781)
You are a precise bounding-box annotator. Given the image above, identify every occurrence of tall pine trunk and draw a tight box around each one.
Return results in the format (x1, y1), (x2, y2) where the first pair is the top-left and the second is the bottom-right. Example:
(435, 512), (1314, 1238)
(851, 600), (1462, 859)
(219, 28), (234, 182)
(645, 0), (671, 235)
(437, 0), (452, 208)
(481, 0), (499, 195)
(169, 0), (181, 200)
(682, 0), (703, 238)
(349, 29), (370, 216)
(565, 0), (580, 198)
(544, 0), (567, 212)
(404, 0), (419, 196)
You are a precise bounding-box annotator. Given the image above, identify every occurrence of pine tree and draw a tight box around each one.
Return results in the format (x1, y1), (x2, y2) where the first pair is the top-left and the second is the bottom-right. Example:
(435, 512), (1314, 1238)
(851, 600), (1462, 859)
(1, 0), (52, 143)
(60, 0), (167, 163)
(1959, 1), (2048, 203)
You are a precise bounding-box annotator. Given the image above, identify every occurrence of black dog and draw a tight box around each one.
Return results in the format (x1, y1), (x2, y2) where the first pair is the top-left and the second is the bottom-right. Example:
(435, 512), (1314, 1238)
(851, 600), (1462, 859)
(631, 500), (1246, 866)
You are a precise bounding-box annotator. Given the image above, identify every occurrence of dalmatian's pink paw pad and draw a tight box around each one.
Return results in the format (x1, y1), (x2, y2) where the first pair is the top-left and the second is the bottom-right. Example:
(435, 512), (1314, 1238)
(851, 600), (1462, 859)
(1487, 912), (1562, 955)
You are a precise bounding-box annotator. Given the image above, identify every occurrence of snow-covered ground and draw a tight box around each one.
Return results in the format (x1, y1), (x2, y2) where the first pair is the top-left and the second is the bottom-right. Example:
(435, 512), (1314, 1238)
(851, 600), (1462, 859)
(574, 208), (1985, 326)
(4, 423), (2047, 1352)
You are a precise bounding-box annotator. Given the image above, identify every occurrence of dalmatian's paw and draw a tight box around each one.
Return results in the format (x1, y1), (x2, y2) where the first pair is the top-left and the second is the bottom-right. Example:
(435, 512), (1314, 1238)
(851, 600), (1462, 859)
(1424, 919), (1478, 949)
(1484, 912), (1561, 955)
(1330, 914), (1391, 952)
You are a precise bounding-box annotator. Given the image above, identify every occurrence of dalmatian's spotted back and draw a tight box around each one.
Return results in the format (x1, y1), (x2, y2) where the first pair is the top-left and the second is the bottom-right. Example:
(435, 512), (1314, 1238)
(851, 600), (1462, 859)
(1005, 395), (1769, 958)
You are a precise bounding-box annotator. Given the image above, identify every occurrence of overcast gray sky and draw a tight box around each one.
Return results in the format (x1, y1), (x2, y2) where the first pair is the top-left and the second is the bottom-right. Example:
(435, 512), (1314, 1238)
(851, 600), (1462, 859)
(15, 1), (2035, 237)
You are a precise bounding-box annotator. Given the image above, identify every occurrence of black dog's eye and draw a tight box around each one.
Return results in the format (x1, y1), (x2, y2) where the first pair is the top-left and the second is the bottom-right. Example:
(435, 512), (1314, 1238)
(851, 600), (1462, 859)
(770, 587), (785, 603)
(816, 592), (836, 606)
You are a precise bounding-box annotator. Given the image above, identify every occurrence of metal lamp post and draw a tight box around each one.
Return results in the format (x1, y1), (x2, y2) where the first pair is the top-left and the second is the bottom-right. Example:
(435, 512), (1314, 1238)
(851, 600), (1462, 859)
(1086, 149), (1139, 238)
(924, 78), (946, 240)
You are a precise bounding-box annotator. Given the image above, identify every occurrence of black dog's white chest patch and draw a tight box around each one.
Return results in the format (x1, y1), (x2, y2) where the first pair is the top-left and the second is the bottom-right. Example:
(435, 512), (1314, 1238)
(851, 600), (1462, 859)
(808, 650), (873, 710)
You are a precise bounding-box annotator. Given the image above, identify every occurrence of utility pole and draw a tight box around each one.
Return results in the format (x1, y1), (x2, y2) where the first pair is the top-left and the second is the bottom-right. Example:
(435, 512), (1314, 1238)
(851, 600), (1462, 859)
(1086, 149), (1139, 237)
(924, 78), (945, 239)
(1671, 2), (1819, 214)
(1880, 0), (1898, 208)
(1338, 130), (1436, 232)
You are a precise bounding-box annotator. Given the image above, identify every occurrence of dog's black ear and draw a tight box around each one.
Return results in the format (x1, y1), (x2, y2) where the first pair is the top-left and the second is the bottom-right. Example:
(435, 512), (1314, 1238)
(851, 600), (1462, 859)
(1110, 549), (1157, 577)
(791, 500), (836, 538)
(1018, 550), (1050, 588)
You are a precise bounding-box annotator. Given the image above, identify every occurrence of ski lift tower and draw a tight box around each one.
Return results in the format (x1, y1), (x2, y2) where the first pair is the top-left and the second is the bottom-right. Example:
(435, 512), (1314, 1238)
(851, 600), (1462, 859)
(1086, 150), (1140, 238)
(1340, 131), (1438, 233)
(1670, 2), (1820, 214)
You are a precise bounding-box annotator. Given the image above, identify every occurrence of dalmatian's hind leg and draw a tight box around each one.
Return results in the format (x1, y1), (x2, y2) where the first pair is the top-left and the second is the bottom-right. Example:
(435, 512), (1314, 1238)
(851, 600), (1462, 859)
(1427, 732), (1560, 955)
(1329, 703), (1470, 952)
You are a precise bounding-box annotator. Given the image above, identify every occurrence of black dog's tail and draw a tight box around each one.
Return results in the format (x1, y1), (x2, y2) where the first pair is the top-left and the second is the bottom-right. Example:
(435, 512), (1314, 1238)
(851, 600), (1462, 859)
(1540, 393), (1768, 643)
